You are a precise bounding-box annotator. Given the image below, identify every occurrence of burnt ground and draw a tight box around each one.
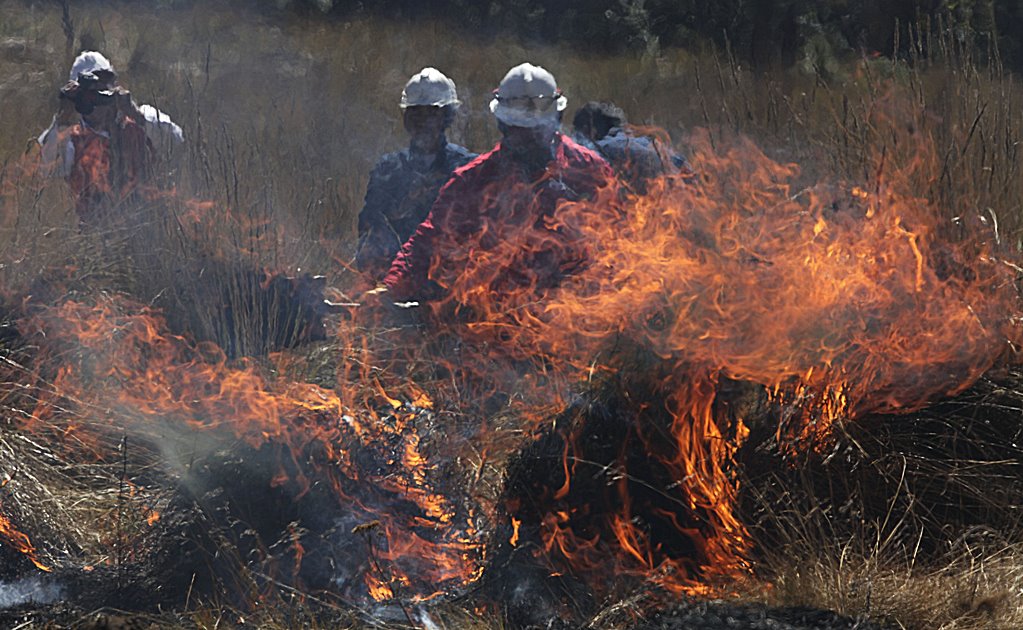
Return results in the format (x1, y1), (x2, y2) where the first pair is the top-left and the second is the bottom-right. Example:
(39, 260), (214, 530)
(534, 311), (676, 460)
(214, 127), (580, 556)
(631, 600), (885, 630)
(490, 368), (774, 627)
(489, 362), (1023, 629)
(0, 589), (888, 630)
(0, 426), (896, 630)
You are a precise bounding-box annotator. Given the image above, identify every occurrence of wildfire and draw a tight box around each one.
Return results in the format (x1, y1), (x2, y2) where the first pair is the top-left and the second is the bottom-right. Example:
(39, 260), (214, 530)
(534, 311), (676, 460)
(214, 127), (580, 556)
(402, 125), (1020, 594)
(14, 294), (488, 602)
(0, 111), (1018, 609)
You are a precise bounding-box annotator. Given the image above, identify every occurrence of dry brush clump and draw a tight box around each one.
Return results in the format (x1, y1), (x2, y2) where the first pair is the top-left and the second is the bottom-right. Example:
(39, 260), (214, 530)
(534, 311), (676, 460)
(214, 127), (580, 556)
(739, 370), (1023, 629)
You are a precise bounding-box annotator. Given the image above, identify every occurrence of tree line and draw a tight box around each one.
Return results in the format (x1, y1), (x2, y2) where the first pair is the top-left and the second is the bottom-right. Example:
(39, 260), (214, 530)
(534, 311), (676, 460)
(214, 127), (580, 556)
(271, 0), (1021, 73)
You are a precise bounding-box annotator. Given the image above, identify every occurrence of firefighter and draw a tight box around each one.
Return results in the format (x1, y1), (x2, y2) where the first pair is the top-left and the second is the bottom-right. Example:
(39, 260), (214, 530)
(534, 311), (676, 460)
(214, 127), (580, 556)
(37, 51), (182, 226)
(354, 67), (477, 280)
(571, 100), (690, 192)
(382, 63), (614, 303)
(38, 51), (183, 169)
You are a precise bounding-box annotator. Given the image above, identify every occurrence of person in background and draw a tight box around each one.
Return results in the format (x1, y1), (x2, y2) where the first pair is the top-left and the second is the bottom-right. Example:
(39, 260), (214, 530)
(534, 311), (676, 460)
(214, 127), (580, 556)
(37, 51), (183, 226)
(382, 62), (613, 304)
(38, 51), (183, 170)
(571, 100), (689, 192)
(354, 67), (476, 280)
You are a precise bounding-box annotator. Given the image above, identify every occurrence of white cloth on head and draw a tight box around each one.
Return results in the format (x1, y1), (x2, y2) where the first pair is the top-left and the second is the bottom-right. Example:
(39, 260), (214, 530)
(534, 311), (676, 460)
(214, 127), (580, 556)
(69, 51), (115, 81)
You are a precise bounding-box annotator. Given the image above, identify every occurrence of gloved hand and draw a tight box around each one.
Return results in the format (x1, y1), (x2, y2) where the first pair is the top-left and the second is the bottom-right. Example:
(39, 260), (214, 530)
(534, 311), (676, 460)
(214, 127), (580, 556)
(113, 87), (142, 123)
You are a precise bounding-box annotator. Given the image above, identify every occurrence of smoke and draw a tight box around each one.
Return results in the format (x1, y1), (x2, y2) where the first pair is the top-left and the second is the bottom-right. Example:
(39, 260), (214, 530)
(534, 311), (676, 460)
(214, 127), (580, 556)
(0, 577), (63, 610)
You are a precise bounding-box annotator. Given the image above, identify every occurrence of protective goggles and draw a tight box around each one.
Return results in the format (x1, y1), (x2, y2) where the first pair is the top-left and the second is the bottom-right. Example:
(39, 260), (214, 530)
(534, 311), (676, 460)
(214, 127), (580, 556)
(491, 90), (564, 113)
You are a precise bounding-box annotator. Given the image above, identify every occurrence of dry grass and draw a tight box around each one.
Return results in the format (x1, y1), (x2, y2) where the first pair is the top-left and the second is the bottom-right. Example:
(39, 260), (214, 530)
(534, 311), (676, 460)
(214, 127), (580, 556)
(738, 371), (1023, 629)
(2, 1), (1023, 629)
(4, 1), (1023, 258)
(760, 543), (1023, 629)
(745, 480), (1023, 629)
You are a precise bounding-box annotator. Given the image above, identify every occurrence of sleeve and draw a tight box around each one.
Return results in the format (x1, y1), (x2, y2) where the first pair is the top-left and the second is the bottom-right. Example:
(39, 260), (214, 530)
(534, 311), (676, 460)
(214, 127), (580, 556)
(383, 174), (464, 301)
(354, 160), (402, 274)
(37, 116), (72, 178)
(598, 135), (662, 187)
(137, 104), (184, 151)
(564, 136), (614, 192)
(449, 144), (479, 170)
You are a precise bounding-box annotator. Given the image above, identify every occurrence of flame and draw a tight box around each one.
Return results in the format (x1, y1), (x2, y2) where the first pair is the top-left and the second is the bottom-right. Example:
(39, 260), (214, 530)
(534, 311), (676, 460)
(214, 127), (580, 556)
(365, 573), (394, 601)
(397, 125), (1020, 593)
(0, 511), (50, 572)
(2, 108), (1019, 604)
(13, 294), (487, 601)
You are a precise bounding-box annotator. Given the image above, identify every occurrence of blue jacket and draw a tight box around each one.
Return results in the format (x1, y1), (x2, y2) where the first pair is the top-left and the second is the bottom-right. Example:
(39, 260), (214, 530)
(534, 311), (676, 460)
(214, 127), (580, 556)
(574, 128), (689, 191)
(356, 142), (477, 278)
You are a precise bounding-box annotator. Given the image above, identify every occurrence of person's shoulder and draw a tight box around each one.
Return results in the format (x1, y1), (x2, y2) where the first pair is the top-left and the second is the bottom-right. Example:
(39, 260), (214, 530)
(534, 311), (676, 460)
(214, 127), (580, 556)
(450, 144), (499, 179)
(560, 134), (612, 173)
(600, 128), (656, 155)
(137, 103), (185, 143)
(137, 104), (173, 125)
(444, 142), (477, 166)
(369, 149), (406, 178)
(561, 134), (604, 161)
(430, 145), (499, 207)
(569, 132), (599, 152)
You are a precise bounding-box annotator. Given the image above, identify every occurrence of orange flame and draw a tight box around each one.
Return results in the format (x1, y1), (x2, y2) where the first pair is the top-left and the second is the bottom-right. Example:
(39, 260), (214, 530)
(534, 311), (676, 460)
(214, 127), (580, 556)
(0, 511), (50, 572)
(4, 112), (1019, 603)
(395, 125), (1020, 593)
(15, 294), (487, 601)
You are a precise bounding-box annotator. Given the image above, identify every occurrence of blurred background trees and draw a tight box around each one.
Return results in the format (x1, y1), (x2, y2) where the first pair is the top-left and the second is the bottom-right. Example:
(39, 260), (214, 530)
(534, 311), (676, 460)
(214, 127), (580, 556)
(250, 0), (1019, 72)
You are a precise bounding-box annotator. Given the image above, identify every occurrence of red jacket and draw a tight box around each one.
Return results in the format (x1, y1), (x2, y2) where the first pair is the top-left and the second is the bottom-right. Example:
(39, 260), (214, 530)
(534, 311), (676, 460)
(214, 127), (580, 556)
(384, 134), (613, 302)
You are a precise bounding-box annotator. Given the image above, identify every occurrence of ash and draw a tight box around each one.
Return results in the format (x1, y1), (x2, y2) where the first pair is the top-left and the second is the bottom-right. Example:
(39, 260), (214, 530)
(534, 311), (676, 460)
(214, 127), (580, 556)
(633, 600), (887, 630)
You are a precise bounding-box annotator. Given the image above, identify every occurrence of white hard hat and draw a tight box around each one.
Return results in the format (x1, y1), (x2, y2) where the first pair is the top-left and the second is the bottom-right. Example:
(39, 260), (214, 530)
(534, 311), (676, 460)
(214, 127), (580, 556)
(69, 51), (116, 82)
(489, 62), (568, 128)
(400, 67), (460, 109)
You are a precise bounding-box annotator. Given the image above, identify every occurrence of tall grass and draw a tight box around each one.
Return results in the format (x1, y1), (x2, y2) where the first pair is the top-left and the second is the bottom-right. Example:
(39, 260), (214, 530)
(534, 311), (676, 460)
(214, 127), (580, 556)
(3, 1), (1023, 247)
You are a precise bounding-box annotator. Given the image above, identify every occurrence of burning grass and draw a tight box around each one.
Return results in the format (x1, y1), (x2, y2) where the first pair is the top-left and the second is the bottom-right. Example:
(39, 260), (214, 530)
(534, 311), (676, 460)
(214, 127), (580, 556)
(2, 2), (1023, 629)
